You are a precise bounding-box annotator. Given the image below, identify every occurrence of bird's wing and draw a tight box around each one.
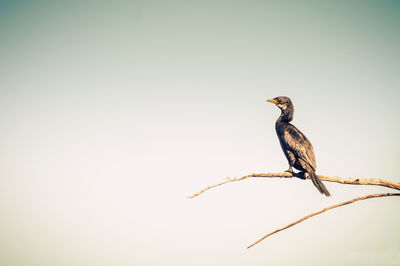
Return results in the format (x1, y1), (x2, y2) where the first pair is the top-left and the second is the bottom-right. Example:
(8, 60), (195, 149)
(283, 125), (316, 170)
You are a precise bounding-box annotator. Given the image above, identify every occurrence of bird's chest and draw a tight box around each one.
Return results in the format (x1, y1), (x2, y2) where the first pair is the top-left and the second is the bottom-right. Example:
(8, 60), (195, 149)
(275, 125), (288, 144)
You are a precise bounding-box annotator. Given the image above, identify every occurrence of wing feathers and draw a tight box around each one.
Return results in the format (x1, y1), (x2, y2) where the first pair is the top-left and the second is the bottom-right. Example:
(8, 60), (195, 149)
(283, 125), (316, 170)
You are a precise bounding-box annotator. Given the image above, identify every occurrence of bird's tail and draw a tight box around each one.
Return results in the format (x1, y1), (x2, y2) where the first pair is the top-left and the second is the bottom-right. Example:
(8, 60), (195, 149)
(308, 171), (331, 197)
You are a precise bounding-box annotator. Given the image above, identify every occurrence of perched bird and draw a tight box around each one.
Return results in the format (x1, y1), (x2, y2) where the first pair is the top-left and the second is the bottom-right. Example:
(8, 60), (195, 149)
(267, 96), (331, 196)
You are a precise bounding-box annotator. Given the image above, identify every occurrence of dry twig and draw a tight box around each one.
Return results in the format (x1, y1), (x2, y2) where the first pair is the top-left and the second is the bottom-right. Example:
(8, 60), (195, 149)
(188, 172), (400, 248)
(188, 172), (400, 199)
(247, 192), (400, 248)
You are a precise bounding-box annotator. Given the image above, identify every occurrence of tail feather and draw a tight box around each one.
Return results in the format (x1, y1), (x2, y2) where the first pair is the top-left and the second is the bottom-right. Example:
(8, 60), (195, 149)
(308, 171), (331, 197)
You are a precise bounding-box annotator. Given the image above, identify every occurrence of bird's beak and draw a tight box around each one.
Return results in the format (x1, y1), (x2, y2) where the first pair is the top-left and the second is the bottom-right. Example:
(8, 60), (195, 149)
(267, 99), (277, 104)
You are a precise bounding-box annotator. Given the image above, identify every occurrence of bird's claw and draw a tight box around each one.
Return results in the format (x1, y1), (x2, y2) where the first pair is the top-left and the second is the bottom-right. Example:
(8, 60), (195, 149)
(297, 172), (307, 179)
(284, 167), (294, 175)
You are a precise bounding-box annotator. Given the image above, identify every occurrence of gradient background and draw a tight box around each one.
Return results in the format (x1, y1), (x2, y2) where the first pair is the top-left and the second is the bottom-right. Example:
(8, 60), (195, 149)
(1, 1), (399, 265)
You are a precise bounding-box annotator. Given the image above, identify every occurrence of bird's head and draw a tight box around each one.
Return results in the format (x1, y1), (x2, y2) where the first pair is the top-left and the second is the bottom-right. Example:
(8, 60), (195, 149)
(266, 96), (293, 111)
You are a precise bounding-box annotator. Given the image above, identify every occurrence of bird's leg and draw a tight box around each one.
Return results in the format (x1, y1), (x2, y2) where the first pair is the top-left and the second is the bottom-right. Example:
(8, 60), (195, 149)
(285, 166), (294, 175)
(297, 171), (307, 180)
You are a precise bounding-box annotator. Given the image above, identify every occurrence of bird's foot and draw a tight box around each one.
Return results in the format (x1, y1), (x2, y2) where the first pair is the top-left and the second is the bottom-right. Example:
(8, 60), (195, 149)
(284, 167), (294, 175)
(297, 172), (307, 180)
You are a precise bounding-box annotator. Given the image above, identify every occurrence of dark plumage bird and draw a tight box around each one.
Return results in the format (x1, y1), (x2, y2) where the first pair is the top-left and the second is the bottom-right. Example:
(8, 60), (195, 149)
(267, 96), (331, 196)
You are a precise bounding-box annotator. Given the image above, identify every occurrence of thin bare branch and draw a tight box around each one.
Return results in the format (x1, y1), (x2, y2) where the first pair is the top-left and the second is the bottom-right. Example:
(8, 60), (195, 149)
(247, 192), (400, 248)
(188, 172), (400, 199)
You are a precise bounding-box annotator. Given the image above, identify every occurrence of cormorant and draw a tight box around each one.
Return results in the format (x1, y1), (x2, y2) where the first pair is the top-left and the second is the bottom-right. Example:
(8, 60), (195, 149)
(267, 96), (331, 197)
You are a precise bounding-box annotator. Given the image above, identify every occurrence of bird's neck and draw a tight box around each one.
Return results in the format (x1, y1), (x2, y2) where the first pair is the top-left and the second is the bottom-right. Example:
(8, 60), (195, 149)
(276, 108), (293, 124)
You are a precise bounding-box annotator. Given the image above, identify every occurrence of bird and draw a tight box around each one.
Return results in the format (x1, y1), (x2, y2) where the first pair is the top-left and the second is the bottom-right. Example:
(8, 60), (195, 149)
(267, 96), (331, 196)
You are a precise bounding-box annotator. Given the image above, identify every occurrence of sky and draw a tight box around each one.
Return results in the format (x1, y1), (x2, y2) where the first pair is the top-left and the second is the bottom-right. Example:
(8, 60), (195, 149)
(0, 1), (399, 265)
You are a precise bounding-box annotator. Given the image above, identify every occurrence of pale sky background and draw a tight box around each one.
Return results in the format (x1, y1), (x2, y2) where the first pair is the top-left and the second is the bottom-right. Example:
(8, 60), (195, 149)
(0, 1), (399, 265)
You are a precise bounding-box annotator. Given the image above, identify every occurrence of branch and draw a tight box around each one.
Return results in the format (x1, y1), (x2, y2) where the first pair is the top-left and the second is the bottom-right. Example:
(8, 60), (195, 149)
(187, 172), (400, 199)
(247, 192), (400, 248)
